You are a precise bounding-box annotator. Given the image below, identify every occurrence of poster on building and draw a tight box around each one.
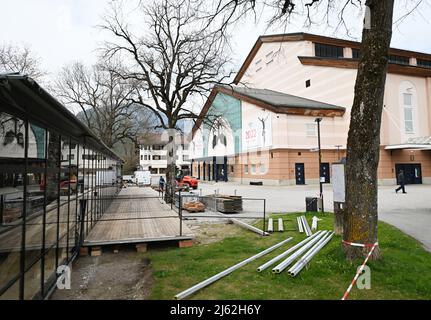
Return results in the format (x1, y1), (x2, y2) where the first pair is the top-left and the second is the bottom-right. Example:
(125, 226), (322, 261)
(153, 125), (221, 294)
(191, 129), (204, 159)
(242, 111), (272, 150)
(207, 117), (235, 157)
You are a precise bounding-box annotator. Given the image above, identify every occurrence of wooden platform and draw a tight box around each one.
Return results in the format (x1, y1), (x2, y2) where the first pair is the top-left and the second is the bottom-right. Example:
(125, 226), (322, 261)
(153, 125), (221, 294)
(83, 187), (194, 247)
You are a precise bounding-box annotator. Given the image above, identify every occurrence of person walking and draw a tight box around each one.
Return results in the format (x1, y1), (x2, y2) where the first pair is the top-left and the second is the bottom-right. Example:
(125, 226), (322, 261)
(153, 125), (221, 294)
(395, 170), (407, 194)
(159, 176), (166, 195)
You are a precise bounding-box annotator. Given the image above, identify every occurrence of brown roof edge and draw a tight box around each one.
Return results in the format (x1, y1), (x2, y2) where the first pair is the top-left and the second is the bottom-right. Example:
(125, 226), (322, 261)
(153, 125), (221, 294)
(298, 56), (431, 77)
(191, 85), (345, 138)
(234, 32), (431, 84)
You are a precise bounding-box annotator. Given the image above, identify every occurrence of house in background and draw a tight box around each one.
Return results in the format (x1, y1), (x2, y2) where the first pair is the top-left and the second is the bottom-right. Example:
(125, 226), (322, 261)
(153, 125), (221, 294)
(138, 133), (190, 177)
(189, 33), (431, 186)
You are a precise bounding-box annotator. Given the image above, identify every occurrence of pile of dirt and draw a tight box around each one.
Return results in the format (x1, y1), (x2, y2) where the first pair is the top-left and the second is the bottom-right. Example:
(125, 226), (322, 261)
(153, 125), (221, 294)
(51, 251), (154, 300)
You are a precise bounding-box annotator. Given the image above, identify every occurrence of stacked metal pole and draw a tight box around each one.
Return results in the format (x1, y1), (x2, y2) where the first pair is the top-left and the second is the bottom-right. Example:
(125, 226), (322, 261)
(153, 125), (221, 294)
(267, 218), (274, 233)
(257, 231), (322, 272)
(288, 232), (335, 277)
(278, 218), (284, 232)
(297, 216), (304, 233)
(301, 216), (313, 236)
(272, 231), (328, 273)
(175, 237), (293, 300)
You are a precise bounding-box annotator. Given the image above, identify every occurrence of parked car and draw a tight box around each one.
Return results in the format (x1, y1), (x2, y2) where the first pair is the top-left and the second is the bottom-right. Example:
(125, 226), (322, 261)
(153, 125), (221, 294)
(176, 175), (198, 190)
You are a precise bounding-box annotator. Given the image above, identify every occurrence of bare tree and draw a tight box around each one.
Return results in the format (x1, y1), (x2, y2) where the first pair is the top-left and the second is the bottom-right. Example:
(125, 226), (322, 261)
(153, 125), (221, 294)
(55, 60), (141, 148)
(0, 43), (46, 80)
(200, 0), (423, 260)
(100, 0), (235, 199)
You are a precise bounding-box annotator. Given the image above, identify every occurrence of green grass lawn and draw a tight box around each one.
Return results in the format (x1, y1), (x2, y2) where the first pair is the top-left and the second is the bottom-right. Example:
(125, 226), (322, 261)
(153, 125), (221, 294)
(142, 212), (431, 300)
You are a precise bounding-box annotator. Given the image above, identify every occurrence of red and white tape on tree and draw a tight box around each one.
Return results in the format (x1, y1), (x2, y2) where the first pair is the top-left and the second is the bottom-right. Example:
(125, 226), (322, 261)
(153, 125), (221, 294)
(341, 241), (379, 300)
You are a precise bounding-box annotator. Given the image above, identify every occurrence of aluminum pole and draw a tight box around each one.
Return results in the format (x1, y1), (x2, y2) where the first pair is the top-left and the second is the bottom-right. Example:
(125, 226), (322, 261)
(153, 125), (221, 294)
(175, 237), (293, 300)
(272, 231), (328, 273)
(257, 231), (322, 272)
(288, 232), (335, 277)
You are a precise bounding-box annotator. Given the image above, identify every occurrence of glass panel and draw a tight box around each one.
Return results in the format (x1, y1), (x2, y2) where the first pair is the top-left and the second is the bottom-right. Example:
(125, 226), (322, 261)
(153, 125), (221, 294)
(43, 247), (56, 288)
(403, 93), (412, 106)
(0, 277), (20, 300)
(59, 137), (70, 258)
(0, 113), (26, 297)
(25, 123), (46, 269)
(405, 120), (413, 133)
(0, 113), (26, 159)
(404, 108), (413, 121)
(44, 131), (60, 250)
(24, 260), (41, 300)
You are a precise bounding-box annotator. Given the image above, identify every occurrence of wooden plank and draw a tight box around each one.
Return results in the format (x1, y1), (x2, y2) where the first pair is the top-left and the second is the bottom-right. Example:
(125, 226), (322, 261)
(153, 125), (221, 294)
(83, 187), (193, 246)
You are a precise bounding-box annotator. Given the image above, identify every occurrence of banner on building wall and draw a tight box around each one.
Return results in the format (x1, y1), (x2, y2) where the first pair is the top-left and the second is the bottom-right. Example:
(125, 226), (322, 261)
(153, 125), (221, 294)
(242, 111), (272, 150)
(191, 129), (204, 159)
(208, 117), (235, 157)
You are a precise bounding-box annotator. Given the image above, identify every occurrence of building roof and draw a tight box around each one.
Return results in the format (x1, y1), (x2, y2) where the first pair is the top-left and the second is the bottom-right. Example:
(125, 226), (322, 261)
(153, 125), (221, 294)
(385, 136), (431, 150)
(0, 73), (122, 161)
(137, 131), (188, 146)
(226, 86), (344, 111)
(234, 32), (431, 84)
(192, 85), (345, 137)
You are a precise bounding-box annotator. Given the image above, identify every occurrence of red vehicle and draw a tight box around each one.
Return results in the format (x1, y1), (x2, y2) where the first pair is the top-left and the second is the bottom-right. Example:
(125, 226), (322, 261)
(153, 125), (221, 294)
(176, 175), (198, 190)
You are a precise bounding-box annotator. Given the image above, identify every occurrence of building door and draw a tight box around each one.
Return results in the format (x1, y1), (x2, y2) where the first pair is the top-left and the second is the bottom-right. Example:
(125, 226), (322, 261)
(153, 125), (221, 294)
(320, 163), (330, 183)
(295, 163), (305, 185)
(395, 164), (422, 184)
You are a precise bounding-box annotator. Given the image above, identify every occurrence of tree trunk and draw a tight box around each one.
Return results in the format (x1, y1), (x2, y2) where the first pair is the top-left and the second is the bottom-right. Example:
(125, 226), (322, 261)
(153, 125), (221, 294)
(164, 129), (177, 204)
(343, 0), (394, 261)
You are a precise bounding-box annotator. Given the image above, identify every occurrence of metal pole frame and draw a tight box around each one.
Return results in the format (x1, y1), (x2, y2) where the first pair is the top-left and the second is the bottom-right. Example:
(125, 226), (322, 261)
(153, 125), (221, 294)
(19, 118), (29, 300)
(179, 189), (183, 236)
(263, 199), (266, 236)
(315, 118), (324, 213)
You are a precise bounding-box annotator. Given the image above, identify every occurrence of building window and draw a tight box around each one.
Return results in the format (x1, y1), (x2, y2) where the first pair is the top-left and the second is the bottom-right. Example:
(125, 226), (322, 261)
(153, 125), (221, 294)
(251, 164), (256, 174)
(153, 145), (163, 150)
(352, 48), (361, 59)
(230, 165), (234, 173)
(153, 155), (161, 160)
(417, 59), (431, 68)
(266, 51), (274, 65)
(244, 165), (249, 174)
(389, 55), (410, 65)
(260, 163), (267, 174)
(306, 123), (317, 137)
(403, 93), (414, 133)
(141, 155), (143, 161)
(315, 43), (344, 58)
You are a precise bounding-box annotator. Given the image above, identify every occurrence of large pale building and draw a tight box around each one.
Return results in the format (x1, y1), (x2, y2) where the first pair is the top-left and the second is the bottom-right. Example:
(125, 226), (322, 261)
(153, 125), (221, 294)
(138, 133), (190, 176)
(189, 33), (431, 185)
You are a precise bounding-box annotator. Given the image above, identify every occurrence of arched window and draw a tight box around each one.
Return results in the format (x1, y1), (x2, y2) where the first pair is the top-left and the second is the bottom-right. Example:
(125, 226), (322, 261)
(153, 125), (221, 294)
(403, 92), (413, 133)
(399, 81), (418, 135)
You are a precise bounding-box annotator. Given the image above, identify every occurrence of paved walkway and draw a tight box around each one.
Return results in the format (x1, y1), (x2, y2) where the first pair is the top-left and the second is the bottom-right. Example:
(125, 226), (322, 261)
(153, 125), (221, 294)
(196, 182), (431, 252)
(85, 187), (193, 246)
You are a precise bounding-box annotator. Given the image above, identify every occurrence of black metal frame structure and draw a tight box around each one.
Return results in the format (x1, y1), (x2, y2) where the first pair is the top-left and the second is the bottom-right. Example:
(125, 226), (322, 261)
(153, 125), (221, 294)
(0, 74), (122, 300)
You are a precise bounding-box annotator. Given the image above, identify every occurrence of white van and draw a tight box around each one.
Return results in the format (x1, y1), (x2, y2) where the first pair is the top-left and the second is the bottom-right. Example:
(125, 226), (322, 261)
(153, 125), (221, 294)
(134, 170), (151, 187)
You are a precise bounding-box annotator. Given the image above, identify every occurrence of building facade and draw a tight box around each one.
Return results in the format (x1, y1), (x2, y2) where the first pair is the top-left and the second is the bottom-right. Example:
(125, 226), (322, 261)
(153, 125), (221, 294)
(138, 133), (190, 176)
(189, 33), (431, 185)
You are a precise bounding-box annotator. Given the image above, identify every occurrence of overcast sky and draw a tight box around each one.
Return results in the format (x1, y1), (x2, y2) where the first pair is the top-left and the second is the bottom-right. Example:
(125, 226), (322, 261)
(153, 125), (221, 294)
(1, 0), (430, 81)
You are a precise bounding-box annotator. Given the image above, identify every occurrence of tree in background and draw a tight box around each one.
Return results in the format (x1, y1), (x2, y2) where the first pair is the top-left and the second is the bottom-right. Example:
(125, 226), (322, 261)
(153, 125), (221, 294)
(55, 60), (142, 148)
(0, 43), (46, 80)
(101, 0), (235, 201)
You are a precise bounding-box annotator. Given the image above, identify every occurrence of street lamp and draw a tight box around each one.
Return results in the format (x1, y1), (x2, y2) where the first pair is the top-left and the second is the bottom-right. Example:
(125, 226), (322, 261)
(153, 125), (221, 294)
(315, 118), (324, 213)
(335, 145), (343, 161)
